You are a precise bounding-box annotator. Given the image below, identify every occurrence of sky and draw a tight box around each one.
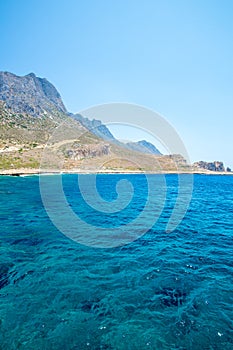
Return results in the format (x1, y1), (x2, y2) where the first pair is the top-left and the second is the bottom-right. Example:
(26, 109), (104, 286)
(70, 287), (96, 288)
(1, 0), (233, 167)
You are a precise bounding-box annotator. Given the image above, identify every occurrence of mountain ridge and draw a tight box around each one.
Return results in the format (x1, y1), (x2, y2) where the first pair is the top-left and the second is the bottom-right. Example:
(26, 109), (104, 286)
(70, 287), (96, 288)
(0, 71), (163, 155)
(0, 71), (66, 117)
(71, 113), (116, 141)
(0, 71), (230, 174)
(125, 140), (161, 155)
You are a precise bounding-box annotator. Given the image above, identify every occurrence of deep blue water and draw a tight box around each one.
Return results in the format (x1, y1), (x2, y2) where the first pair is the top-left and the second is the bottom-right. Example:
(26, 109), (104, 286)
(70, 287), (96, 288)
(0, 174), (233, 349)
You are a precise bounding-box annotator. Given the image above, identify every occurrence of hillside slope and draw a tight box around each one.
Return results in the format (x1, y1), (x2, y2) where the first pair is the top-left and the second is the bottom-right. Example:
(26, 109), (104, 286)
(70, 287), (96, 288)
(0, 72), (190, 173)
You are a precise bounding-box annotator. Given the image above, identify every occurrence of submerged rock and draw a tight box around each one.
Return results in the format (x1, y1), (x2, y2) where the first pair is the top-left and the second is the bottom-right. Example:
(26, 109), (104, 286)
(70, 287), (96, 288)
(0, 263), (13, 289)
(160, 287), (187, 307)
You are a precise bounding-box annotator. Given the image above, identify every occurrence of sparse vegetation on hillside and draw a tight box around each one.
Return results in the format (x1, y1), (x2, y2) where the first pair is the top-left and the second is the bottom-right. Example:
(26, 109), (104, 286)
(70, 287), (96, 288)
(0, 72), (192, 173)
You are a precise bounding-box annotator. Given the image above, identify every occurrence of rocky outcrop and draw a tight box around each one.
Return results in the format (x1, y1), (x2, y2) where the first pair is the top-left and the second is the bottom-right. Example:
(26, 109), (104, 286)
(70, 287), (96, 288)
(126, 140), (161, 155)
(193, 161), (225, 172)
(0, 72), (66, 117)
(66, 143), (110, 160)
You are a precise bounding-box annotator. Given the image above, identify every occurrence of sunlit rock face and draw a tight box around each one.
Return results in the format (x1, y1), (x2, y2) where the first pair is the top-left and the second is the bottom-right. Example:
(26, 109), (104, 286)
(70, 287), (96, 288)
(0, 71), (66, 117)
(193, 161), (225, 172)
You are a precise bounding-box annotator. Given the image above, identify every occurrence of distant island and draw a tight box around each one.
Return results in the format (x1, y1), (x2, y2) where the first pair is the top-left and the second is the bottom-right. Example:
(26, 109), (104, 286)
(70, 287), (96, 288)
(0, 71), (231, 175)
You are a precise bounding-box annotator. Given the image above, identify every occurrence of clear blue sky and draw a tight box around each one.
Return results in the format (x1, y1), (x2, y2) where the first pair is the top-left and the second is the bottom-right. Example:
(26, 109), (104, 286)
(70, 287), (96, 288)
(1, 0), (233, 167)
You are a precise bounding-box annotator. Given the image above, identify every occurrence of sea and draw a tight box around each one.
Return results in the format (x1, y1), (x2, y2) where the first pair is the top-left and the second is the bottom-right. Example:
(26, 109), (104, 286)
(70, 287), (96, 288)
(0, 174), (232, 349)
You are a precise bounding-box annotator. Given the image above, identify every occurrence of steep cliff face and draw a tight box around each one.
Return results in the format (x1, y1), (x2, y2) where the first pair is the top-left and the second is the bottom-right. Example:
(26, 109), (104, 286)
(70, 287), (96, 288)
(193, 161), (225, 172)
(0, 72), (66, 116)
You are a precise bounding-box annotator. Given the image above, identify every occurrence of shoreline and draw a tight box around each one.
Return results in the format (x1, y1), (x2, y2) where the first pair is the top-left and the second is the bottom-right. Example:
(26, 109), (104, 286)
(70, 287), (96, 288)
(0, 168), (233, 176)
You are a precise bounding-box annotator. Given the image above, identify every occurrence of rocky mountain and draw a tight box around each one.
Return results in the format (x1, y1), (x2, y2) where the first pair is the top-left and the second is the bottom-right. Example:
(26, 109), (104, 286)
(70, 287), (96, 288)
(125, 140), (161, 155)
(0, 72), (66, 117)
(72, 116), (163, 155)
(71, 113), (115, 141)
(193, 161), (226, 172)
(1, 70), (221, 174)
(0, 71), (164, 158)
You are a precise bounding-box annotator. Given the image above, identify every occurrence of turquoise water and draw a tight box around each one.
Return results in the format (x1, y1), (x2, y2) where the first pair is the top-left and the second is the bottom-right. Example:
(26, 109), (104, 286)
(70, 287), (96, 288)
(0, 174), (233, 349)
